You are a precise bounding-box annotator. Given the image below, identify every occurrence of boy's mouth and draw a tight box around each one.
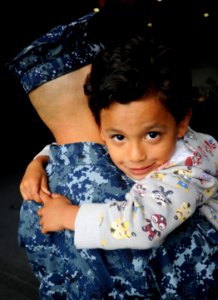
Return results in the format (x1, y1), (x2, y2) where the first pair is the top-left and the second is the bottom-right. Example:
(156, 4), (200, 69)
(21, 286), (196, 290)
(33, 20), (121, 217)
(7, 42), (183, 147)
(128, 163), (155, 177)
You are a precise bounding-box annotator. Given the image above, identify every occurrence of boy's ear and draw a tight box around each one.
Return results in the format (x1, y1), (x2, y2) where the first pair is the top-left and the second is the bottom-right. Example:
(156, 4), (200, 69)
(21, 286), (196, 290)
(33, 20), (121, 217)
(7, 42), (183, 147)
(100, 127), (106, 142)
(177, 109), (192, 138)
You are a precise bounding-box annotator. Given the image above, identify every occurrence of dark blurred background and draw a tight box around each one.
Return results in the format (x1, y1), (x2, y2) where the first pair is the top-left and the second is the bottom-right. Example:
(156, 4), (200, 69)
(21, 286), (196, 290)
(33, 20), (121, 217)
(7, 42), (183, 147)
(1, 0), (218, 177)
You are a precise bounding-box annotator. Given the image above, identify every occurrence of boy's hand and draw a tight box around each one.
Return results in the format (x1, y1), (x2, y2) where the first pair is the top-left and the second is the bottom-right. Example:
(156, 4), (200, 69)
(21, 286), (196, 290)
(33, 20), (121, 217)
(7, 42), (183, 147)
(38, 190), (79, 234)
(20, 155), (50, 203)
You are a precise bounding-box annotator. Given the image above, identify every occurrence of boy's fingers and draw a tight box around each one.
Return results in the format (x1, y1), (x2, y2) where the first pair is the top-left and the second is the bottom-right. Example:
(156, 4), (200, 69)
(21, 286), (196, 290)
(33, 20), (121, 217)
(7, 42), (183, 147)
(20, 190), (42, 203)
(37, 208), (42, 217)
(51, 193), (61, 199)
(21, 192), (29, 201)
(41, 186), (51, 195)
(41, 178), (51, 195)
(39, 189), (51, 203)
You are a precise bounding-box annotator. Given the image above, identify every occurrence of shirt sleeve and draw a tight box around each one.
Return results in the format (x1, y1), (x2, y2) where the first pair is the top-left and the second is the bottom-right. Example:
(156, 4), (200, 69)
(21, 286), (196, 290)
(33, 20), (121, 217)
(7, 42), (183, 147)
(74, 165), (218, 249)
(33, 144), (52, 159)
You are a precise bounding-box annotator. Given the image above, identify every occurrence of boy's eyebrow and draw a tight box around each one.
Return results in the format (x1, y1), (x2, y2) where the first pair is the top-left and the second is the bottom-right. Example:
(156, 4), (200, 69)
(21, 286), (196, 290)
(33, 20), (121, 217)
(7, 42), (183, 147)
(143, 123), (168, 131)
(103, 123), (168, 133)
(104, 128), (125, 134)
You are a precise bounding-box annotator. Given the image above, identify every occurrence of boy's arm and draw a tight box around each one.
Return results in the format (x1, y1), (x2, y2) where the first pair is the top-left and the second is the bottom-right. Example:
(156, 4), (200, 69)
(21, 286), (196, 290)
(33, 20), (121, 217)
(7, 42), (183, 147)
(37, 166), (217, 248)
(74, 166), (217, 250)
(20, 145), (51, 202)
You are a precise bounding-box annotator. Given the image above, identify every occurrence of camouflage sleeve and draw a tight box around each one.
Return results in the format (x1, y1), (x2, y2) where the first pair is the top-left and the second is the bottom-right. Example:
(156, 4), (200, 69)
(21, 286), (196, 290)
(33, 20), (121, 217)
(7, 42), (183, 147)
(6, 12), (104, 94)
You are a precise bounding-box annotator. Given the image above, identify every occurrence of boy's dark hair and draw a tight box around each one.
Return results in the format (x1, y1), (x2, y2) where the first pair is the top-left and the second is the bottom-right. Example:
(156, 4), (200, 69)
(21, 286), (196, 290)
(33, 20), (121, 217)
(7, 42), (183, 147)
(84, 33), (192, 125)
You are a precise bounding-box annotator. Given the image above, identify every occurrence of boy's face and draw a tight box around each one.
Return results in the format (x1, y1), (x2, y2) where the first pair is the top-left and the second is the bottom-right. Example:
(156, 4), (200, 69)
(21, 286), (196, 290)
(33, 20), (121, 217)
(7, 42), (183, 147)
(100, 97), (190, 180)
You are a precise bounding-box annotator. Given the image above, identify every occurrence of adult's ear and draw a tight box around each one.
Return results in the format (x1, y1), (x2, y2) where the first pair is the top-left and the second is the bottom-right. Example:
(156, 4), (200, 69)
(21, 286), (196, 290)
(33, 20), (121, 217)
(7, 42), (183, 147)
(177, 109), (192, 138)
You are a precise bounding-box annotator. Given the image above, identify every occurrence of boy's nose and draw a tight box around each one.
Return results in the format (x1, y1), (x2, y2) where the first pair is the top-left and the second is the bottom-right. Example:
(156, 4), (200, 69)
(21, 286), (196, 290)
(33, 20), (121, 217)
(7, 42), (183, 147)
(129, 143), (146, 163)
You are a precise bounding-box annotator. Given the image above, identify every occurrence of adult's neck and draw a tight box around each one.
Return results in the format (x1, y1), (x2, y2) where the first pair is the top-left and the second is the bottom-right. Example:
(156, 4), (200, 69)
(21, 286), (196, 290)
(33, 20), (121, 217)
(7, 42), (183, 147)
(28, 65), (104, 145)
(53, 105), (104, 145)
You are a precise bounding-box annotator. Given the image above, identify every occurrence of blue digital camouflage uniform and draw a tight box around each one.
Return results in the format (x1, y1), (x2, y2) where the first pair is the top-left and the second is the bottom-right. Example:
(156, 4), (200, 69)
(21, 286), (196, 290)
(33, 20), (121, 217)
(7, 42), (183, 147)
(19, 143), (156, 299)
(8, 10), (218, 300)
(149, 212), (218, 299)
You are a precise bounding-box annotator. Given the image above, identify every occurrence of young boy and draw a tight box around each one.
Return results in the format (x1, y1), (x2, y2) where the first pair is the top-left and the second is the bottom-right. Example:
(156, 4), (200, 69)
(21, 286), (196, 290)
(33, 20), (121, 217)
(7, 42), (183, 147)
(37, 34), (218, 251)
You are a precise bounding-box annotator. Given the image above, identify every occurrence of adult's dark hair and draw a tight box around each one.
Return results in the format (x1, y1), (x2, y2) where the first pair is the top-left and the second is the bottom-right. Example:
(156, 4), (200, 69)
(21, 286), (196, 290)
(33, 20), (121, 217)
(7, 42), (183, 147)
(84, 33), (192, 125)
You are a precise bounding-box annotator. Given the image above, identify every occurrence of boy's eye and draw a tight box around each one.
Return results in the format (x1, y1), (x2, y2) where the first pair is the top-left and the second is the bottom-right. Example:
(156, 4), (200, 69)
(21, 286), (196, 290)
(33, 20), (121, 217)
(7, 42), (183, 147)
(147, 131), (160, 140)
(113, 134), (125, 142)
